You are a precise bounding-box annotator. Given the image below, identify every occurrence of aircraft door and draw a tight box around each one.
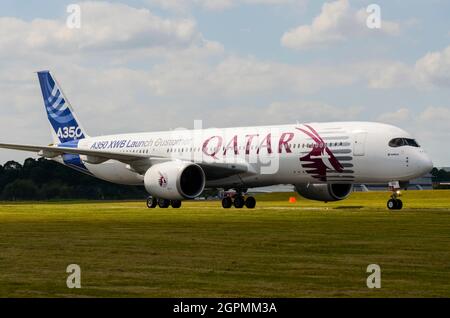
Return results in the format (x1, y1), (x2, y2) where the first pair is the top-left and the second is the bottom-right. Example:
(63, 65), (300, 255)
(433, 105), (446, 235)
(353, 131), (367, 156)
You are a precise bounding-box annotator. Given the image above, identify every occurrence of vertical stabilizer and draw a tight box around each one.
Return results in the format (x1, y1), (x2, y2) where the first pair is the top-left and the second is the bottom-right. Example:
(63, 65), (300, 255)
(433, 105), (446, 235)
(37, 71), (88, 144)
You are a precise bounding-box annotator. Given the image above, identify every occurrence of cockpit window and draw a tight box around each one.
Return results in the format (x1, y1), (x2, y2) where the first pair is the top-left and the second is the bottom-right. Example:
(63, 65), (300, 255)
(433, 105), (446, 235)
(389, 138), (420, 148)
(389, 138), (405, 147)
(405, 138), (420, 147)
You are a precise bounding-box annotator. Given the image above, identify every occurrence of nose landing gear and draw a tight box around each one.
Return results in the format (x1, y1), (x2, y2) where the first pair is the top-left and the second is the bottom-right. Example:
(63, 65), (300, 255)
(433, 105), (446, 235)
(387, 198), (403, 210)
(387, 181), (403, 210)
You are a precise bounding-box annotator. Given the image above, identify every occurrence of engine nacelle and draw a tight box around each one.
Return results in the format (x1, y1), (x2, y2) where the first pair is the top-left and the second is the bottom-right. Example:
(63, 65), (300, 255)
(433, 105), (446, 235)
(295, 183), (353, 202)
(144, 161), (206, 200)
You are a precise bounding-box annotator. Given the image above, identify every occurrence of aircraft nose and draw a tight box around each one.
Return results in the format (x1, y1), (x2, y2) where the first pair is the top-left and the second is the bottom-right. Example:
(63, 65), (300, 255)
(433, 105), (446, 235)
(418, 153), (433, 175)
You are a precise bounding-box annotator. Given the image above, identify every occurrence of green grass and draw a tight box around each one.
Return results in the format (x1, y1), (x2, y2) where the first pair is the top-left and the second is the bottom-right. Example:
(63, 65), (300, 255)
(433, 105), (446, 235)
(0, 190), (450, 297)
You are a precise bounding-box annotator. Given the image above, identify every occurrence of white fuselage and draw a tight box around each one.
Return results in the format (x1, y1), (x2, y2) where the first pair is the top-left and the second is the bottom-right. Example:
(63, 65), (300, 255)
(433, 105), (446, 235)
(56, 121), (433, 190)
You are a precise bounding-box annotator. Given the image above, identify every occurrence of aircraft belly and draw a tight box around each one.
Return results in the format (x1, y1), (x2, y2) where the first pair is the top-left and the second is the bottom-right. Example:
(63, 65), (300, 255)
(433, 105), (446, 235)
(84, 160), (144, 185)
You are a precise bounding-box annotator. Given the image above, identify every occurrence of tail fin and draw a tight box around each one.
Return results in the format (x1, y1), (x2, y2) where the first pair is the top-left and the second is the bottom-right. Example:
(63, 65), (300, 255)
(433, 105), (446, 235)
(37, 71), (88, 144)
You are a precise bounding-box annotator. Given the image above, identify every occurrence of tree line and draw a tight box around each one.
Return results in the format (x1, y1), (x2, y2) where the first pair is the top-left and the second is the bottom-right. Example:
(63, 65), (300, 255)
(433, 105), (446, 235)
(0, 158), (147, 200)
(431, 167), (450, 189)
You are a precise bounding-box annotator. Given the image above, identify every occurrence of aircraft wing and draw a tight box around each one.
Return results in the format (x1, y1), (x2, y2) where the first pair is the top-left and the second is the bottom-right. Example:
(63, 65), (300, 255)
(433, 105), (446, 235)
(0, 142), (147, 162)
(0, 142), (252, 179)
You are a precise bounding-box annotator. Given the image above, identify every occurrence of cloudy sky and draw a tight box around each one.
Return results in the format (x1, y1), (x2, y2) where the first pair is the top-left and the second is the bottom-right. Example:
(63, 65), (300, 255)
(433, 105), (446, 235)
(0, 0), (449, 166)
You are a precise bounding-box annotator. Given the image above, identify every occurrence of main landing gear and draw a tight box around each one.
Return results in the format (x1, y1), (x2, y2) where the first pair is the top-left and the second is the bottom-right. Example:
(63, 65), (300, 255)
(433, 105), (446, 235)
(146, 197), (182, 209)
(221, 191), (256, 209)
(387, 181), (403, 210)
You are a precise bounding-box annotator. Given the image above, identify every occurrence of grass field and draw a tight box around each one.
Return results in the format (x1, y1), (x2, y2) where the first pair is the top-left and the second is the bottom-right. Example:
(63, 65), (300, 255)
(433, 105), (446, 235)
(0, 190), (449, 298)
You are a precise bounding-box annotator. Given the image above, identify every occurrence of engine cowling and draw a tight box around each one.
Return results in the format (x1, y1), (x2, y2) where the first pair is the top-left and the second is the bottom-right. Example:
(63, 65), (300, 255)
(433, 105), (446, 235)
(295, 183), (353, 202)
(144, 161), (206, 200)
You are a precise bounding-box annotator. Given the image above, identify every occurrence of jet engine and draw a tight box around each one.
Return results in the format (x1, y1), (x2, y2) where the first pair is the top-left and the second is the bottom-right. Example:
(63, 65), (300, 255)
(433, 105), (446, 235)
(144, 161), (206, 200)
(295, 183), (353, 202)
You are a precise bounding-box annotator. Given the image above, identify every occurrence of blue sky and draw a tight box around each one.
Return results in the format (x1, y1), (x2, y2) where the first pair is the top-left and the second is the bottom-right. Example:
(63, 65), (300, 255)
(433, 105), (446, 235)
(0, 0), (449, 166)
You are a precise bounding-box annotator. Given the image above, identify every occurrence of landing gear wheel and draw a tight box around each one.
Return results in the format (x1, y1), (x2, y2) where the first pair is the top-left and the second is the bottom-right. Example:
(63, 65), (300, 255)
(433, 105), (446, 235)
(222, 197), (232, 209)
(158, 199), (170, 208)
(387, 199), (403, 210)
(146, 197), (157, 208)
(171, 200), (182, 208)
(387, 199), (396, 210)
(234, 196), (245, 209)
(245, 196), (256, 209)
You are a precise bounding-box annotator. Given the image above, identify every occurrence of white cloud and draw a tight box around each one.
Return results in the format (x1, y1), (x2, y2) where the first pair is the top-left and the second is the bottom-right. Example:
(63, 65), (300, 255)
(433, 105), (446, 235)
(378, 105), (450, 129)
(0, 1), (212, 56)
(418, 106), (450, 124)
(281, 0), (400, 50)
(360, 61), (413, 89)
(147, 0), (306, 12)
(146, 55), (360, 98)
(174, 100), (363, 128)
(377, 108), (411, 124)
(263, 100), (362, 123)
(359, 45), (450, 90)
(415, 45), (450, 88)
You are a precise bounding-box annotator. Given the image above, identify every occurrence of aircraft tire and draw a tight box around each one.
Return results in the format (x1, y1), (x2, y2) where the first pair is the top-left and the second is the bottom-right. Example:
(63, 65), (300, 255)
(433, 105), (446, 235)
(387, 199), (396, 210)
(245, 196), (256, 209)
(222, 197), (232, 208)
(171, 200), (182, 208)
(158, 199), (170, 208)
(146, 197), (157, 208)
(388, 199), (403, 210)
(234, 196), (245, 209)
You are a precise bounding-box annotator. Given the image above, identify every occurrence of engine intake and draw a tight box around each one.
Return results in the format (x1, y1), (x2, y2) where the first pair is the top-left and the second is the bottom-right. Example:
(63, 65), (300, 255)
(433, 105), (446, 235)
(144, 161), (205, 200)
(295, 183), (353, 202)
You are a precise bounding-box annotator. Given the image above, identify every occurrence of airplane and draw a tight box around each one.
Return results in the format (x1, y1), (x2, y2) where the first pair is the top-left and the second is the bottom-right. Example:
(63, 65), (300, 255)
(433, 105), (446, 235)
(0, 71), (433, 210)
